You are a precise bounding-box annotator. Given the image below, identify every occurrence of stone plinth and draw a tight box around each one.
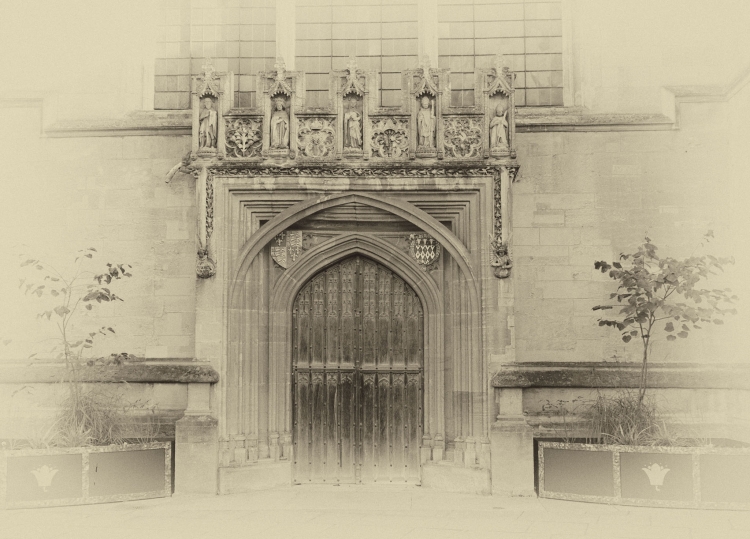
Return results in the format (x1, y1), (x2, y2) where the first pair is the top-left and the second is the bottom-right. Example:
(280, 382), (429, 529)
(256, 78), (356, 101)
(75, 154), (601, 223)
(174, 414), (219, 495)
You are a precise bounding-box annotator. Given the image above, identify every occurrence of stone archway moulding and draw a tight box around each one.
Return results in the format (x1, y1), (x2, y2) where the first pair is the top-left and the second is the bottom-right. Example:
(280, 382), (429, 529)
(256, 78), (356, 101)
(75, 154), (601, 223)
(224, 191), (488, 464)
(229, 191), (479, 306)
(266, 233), (447, 453)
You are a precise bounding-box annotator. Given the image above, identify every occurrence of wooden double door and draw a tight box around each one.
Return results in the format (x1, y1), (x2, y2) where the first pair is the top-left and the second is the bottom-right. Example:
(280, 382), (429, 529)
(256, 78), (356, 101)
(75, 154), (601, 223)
(292, 255), (424, 484)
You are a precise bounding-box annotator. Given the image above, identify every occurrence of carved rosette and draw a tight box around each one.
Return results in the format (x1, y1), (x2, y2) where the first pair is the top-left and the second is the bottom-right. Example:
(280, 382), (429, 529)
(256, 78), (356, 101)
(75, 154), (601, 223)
(225, 118), (262, 158)
(297, 117), (335, 158)
(371, 118), (409, 159)
(443, 117), (482, 158)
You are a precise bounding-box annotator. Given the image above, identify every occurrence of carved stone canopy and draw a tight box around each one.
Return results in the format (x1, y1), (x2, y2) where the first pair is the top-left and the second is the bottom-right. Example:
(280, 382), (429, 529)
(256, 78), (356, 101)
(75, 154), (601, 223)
(413, 55), (439, 98)
(342, 56), (366, 97)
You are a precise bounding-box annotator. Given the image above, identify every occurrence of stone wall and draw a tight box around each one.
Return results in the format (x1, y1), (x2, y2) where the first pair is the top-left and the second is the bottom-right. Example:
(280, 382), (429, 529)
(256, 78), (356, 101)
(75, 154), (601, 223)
(508, 86), (750, 367)
(0, 105), (195, 362)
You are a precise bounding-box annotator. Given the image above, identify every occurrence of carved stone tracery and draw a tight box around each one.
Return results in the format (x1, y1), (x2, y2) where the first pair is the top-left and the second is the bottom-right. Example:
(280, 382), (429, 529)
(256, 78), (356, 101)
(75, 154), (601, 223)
(225, 118), (262, 158)
(443, 117), (482, 158)
(371, 118), (409, 158)
(297, 117), (335, 158)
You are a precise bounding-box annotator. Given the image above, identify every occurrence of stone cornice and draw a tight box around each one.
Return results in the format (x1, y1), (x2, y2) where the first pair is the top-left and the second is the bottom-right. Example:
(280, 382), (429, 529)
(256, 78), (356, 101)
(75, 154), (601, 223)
(0, 361), (219, 384)
(207, 164), (507, 177)
(492, 362), (750, 390)
(33, 108), (676, 137)
(43, 111), (192, 137)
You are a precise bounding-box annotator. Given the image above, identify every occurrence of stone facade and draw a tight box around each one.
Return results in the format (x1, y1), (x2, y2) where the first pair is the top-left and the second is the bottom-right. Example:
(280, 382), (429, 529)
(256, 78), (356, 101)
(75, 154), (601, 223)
(1, 3), (749, 497)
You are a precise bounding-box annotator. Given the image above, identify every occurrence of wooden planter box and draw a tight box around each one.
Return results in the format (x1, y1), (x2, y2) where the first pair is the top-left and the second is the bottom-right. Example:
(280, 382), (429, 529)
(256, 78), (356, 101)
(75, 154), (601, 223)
(0, 442), (171, 509)
(538, 441), (750, 510)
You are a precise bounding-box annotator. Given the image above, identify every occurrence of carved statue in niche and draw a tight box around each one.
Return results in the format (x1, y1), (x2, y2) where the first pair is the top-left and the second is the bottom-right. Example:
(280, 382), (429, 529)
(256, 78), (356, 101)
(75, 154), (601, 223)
(417, 96), (436, 149)
(270, 98), (290, 149)
(489, 102), (509, 149)
(199, 97), (218, 149)
(343, 97), (363, 150)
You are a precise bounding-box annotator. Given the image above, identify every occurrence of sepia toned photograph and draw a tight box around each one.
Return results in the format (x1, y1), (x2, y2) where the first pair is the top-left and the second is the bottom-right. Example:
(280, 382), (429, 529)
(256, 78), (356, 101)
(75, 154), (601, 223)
(0, 0), (748, 537)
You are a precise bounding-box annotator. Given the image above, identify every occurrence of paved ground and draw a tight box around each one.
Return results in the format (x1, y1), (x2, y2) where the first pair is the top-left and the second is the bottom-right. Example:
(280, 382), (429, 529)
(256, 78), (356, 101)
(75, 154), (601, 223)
(3, 486), (749, 539)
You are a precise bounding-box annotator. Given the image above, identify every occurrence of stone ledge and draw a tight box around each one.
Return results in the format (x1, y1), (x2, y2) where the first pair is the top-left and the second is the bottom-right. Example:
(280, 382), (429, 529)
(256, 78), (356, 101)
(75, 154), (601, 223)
(491, 362), (750, 390)
(35, 108), (676, 137)
(0, 361), (219, 384)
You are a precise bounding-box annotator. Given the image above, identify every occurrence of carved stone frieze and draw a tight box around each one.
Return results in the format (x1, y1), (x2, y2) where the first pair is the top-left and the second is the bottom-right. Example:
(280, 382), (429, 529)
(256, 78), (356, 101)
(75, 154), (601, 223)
(225, 118), (262, 158)
(297, 117), (335, 158)
(443, 117), (482, 158)
(208, 165), (500, 177)
(371, 118), (409, 158)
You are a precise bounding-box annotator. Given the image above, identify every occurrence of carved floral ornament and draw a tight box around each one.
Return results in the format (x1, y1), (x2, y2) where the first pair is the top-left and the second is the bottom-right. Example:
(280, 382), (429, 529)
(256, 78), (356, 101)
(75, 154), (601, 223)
(443, 117), (482, 158)
(225, 118), (262, 158)
(371, 118), (409, 158)
(297, 117), (335, 158)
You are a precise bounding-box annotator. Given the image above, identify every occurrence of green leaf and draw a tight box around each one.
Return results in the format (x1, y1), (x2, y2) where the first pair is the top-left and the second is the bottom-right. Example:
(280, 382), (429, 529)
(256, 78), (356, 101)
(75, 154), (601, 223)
(665, 322), (674, 332)
(622, 335), (632, 343)
(713, 319), (724, 325)
(53, 306), (70, 317)
(677, 331), (688, 338)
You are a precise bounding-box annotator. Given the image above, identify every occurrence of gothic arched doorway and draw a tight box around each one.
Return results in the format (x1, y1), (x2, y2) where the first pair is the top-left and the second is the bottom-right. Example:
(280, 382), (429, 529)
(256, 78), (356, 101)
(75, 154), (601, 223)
(292, 255), (424, 484)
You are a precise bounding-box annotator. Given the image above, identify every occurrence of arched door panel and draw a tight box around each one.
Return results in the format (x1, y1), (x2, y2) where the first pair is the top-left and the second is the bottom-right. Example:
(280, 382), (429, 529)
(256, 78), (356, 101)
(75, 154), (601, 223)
(292, 255), (423, 484)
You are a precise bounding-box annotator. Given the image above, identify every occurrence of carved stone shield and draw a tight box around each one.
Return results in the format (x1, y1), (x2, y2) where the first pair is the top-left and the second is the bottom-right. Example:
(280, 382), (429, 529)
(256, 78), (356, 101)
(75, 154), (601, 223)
(408, 233), (441, 266)
(271, 231), (303, 269)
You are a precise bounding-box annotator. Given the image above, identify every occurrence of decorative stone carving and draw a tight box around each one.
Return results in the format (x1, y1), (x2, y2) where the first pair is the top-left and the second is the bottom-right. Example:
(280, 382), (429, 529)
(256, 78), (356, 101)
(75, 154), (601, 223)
(297, 117), (335, 158)
(225, 118), (262, 158)
(209, 165), (500, 178)
(371, 118), (409, 158)
(196, 248), (216, 278)
(196, 171), (216, 278)
(343, 97), (363, 152)
(489, 103), (509, 151)
(490, 239), (512, 279)
(199, 97), (219, 149)
(270, 98), (290, 150)
(443, 117), (482, 158)
(268, 58), (293, 99)
(193, 58), (228, 158)
(485, 55), (515, 158)
(413, 56), (440, 159)
(417, 96), (437, 150)
(407, 233), (441, 269)
(342, 56), (366, 98)
(271, 231), (303, 269)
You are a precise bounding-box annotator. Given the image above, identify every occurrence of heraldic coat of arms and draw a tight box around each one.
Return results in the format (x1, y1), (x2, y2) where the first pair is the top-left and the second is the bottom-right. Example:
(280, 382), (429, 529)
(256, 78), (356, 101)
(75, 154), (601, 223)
(271, 231), (303, 269)
(408, 233), (441, 266)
